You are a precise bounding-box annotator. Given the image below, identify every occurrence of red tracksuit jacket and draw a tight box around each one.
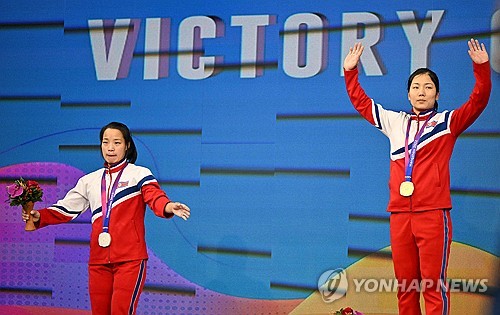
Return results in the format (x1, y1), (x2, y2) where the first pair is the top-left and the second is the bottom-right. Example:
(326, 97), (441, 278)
(35, 160), (172, 264)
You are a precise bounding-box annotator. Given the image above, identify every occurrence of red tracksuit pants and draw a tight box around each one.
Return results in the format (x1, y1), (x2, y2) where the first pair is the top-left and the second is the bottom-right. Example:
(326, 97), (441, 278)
(390, 210), (452, 315)
(88, 259), (147, 315)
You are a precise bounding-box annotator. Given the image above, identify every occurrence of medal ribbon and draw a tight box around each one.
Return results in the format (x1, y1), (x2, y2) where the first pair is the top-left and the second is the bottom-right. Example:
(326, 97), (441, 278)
(404, 112), (435, 183)
(100, 163), (127, 234)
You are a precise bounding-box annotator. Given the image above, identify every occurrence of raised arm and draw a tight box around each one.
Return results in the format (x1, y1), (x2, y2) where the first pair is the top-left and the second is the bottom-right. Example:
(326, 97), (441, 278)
(342, 43), (380, 126)
(450, 38), (491, 136)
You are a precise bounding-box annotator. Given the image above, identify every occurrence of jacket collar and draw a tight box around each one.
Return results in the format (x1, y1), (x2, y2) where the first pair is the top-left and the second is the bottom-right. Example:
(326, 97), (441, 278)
(104, 159), (128, 174)
(409, 108), (436, 120)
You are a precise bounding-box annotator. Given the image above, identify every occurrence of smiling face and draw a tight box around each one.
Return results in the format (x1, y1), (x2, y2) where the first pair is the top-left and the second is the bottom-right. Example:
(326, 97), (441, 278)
(408, 73), (440, 115)
(101, 128), (129, 165)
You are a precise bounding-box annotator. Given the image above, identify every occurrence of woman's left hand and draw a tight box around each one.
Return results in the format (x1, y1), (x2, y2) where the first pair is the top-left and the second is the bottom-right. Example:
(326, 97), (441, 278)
(467, 38), (489, 64)
(343, 42), (364, 71)
(166, 202), (191, 220)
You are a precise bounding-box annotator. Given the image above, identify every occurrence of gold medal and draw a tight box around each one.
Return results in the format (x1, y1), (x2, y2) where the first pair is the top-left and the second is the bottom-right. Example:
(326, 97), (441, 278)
(399, 181), (414, 197)
(98, 232), (112, 247)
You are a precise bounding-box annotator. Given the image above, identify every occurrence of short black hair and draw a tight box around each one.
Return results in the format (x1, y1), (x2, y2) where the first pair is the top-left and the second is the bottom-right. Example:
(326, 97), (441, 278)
(407, 68), (440, 111)
(99, 122), (137, 163)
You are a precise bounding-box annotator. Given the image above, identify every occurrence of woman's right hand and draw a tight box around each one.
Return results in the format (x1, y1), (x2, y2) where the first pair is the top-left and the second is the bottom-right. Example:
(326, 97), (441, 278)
(343, 42), (364, 71)
(22, 209), (40, 223)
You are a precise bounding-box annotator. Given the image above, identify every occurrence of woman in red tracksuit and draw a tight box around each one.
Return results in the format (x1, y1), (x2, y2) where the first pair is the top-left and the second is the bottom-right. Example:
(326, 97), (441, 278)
(343, 39), (491, 314)
(22, 121), (191, 315)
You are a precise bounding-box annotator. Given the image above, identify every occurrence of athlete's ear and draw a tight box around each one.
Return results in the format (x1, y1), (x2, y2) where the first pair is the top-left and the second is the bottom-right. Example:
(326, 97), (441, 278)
(436, 92), (440, 101)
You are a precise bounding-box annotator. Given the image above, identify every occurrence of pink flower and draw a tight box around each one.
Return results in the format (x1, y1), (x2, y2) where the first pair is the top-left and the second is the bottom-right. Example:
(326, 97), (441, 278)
(6, 184), (23, 198)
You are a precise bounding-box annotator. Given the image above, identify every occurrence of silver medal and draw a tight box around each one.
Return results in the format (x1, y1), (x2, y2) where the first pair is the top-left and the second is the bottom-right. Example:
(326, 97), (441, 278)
(98, 232), (112, 247)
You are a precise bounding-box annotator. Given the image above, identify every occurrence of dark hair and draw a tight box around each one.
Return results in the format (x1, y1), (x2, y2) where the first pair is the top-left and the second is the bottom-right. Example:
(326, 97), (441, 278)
(407, 68), (440, 111)
(99, 122), (137, 163)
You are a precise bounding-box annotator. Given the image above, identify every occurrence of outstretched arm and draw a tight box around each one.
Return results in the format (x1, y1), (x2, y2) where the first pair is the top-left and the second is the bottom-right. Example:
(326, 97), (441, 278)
(467, 38), (489, 64)
(343, 42), (364, 71)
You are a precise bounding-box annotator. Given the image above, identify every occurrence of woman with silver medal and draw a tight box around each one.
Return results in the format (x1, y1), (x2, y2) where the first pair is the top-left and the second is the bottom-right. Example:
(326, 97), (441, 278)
(343, 39), (491, 314)
(22, 122), (191, 315)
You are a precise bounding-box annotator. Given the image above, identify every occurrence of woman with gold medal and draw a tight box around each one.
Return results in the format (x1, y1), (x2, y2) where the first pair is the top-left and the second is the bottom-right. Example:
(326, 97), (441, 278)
(343, 39), (491, 315)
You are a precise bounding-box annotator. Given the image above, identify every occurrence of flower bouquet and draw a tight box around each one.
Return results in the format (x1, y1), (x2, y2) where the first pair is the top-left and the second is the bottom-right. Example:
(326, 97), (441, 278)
(6, 177), (43, 231)
(334, 307), (364, 315)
